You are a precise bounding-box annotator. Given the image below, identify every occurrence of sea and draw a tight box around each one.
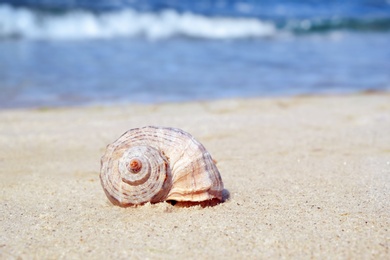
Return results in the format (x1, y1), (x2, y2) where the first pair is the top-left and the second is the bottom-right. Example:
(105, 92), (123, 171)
(0, 0), (389, 108)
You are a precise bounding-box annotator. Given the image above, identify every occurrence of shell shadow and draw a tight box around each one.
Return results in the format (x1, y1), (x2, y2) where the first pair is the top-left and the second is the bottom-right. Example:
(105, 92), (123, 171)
(168, 189), (230, 208)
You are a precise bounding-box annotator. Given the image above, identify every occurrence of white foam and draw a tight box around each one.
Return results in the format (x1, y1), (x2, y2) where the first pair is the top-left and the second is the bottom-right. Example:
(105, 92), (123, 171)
(0, 4), (277, 40)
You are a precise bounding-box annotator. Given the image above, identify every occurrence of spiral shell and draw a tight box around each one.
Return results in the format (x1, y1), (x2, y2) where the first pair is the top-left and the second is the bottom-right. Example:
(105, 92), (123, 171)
(100, 126), (224, 206)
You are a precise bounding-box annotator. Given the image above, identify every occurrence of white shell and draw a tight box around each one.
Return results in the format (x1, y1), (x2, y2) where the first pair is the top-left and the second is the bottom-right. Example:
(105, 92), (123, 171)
(100, 126), (224, 206)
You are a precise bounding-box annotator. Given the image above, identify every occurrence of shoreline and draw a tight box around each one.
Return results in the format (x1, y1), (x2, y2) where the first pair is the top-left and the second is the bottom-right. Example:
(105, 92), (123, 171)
(1, 93), (389, 258)
(1, 89), (389, 111)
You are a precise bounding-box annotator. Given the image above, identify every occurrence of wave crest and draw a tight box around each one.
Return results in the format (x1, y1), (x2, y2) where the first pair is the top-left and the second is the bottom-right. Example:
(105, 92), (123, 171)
(0, 4), (276, 40)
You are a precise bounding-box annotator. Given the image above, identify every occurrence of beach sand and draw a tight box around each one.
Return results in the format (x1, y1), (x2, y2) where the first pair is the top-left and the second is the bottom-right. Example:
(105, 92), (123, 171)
(1, 94), (389, 259)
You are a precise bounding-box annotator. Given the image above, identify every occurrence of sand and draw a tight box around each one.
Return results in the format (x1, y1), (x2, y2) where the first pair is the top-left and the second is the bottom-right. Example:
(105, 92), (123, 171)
(1, 93), (389, 259)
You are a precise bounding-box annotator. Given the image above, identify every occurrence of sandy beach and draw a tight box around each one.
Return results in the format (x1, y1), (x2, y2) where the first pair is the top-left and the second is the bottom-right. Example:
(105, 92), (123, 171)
(1, 93), (389, 259)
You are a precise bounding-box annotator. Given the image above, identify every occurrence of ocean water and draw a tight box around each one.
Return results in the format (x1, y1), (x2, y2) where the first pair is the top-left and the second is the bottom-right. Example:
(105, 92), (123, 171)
(0, 0), (389, 108)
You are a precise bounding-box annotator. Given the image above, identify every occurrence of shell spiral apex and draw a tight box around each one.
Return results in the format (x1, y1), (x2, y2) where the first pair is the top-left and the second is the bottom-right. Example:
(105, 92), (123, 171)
(100, 126), (224, 206)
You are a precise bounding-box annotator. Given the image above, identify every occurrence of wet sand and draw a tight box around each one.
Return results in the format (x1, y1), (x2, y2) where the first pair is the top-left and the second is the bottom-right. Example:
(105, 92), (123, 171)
(1, 94), (389, 258)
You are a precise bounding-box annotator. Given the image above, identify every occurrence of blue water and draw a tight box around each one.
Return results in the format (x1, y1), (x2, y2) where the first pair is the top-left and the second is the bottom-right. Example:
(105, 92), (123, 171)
(0, 0), (389, 108)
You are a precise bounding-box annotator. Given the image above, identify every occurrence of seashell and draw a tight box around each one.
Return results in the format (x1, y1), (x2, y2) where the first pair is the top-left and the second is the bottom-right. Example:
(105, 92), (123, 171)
(100, 126), (224, 206)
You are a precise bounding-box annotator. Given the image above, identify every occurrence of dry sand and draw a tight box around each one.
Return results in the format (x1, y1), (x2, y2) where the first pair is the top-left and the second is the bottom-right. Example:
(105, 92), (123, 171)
(1, 94), (389, 259)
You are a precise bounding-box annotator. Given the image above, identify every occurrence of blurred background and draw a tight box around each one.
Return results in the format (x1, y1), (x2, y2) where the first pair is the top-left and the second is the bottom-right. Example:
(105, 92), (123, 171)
(0, 0), (389, 108)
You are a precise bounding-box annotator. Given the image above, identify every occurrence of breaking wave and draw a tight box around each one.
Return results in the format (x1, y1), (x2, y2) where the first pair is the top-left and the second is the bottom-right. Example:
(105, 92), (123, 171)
(0, 4), (389, 40)
(0, 4), (276, 40)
